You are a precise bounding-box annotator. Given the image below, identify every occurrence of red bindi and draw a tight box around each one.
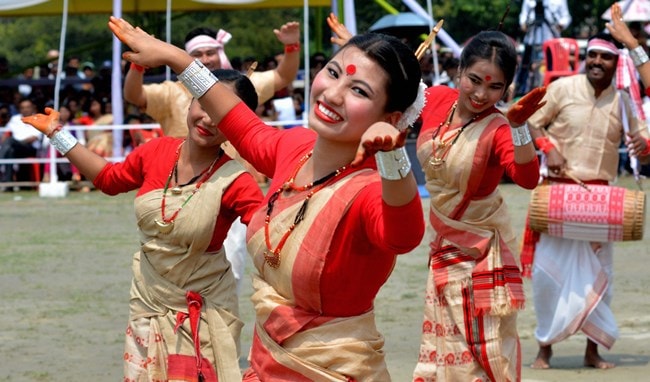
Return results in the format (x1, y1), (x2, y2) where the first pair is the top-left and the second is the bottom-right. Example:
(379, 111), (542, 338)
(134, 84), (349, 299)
(485, 75), (492, 81)
(346, 64), (356, 76)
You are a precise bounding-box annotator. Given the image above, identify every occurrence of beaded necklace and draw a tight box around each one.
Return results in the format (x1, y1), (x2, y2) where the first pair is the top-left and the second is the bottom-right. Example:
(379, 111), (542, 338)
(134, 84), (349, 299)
(171, 160), (205, 195)
(263, 151), (348, 268)
(154, 140), (222, 234)
(429, 101), (479, 169)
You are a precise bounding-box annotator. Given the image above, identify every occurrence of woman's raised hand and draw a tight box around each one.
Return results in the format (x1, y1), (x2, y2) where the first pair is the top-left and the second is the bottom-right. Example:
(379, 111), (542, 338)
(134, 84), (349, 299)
(274, 21), (301, 45)
(506, 86), (547, 126)
(606, 3), (637, 48)
(22, 107), (59, 136)
(108, 16), (185, 71)
(327, 13), (353, 47)
(352, 122), (407, 166)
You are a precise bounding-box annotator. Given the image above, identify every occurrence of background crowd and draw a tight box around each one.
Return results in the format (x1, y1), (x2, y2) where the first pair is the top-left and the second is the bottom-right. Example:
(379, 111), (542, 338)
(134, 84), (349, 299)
(1, 0), (649, 189)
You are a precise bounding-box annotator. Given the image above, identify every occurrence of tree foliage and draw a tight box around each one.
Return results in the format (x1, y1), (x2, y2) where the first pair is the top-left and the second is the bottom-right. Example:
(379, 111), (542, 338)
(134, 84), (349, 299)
(0, 1), (627, 77)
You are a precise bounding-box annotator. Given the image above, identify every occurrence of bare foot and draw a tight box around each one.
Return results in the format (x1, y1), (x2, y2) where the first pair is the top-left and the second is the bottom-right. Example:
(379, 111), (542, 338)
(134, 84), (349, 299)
(584, 354), (615, 369)
(531, 345), (552, 369)
(584, 339), (615, 369)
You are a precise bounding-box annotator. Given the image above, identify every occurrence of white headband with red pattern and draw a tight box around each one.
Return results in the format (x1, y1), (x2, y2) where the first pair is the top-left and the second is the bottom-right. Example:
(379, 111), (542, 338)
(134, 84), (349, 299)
(184, 29), (233, 69)
(586, 38), (619, 56)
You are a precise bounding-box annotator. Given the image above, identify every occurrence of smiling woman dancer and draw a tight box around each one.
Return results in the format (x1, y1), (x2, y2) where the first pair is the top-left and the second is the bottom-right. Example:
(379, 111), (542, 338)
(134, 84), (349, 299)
(22, 70), (262, 382)
(324, 15), (547, 381)
(108, 16), (427, 381)
(413, 31), (544, 382)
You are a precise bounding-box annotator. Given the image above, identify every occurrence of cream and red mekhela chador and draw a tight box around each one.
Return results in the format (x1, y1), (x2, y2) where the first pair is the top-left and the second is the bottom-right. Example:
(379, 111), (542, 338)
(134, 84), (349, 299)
(413, 86), (539, 382)
(521, 74), (650, 351)
(216, 103), (425, 381)
(92, 136), (263, 382)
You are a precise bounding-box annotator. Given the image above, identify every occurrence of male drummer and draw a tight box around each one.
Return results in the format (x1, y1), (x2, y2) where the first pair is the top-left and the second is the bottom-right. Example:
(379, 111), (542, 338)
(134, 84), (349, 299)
(522, 32), (650, 370)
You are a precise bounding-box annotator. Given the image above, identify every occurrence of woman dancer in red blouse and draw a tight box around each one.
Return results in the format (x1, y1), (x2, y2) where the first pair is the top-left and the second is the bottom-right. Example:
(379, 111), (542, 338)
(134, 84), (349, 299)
(108, 16), (426, 381)
(413, 31), (545, 382)
(22, 70), (262, 382)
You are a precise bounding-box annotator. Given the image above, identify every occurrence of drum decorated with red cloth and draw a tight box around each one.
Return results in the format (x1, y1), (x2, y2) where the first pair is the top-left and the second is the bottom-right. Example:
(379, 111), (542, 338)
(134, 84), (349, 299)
(529, 184), (646, 241)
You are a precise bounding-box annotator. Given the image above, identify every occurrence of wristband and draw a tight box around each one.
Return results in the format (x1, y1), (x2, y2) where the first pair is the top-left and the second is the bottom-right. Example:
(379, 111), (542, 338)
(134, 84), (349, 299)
(511, 125), (533, 146)
(284, 42), (300, 54)
(630, 45), (650, 67)
(375, 146), (411, 180)
(178, 59), (219, 99)
(534, 136), (555, 155)
(130, 62), (145, 73)
(50, 129), (78, 155)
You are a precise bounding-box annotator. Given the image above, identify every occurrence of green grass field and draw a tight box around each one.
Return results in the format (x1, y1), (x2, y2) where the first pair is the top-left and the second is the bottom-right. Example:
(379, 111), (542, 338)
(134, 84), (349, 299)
(1, 178), (648, 381)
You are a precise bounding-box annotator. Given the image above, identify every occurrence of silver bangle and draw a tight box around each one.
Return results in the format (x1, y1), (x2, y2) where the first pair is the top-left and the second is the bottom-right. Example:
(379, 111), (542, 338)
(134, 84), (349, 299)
(177, 59), (219, 99)
(50, 129), (78, 155)
(630, 45), (650, 67)
(375, 147), (411, 180)
(511, 125), (532, 146)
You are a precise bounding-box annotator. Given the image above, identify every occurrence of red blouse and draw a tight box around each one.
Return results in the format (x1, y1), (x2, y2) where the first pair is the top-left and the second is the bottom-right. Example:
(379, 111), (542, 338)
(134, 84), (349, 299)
(219, 103), (425, 316)
(419, 86), (539, 195)
(92, 136), (263, 251)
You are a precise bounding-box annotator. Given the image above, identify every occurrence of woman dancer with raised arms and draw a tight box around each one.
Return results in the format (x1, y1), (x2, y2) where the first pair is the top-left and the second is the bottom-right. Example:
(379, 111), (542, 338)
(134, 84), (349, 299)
(413, 31), (545, 381)
(22, 70), (263, 381)
(109, 16), (427, 381)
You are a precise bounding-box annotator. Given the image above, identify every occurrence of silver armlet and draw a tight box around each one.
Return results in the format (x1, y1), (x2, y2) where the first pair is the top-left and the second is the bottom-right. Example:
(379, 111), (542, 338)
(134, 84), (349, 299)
(511, 125), (533, 146)
(50, 129), (78, 155)
(375, 147), (412, 180)
(177, 59), (219, 99)
(630, 45), (650, 67)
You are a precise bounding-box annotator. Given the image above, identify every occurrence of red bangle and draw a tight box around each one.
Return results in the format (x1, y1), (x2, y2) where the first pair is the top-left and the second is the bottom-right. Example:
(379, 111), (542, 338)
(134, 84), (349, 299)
(284, 43), (300, 54)
(130, 62), (145, 73)
(534, 136), (555, 155)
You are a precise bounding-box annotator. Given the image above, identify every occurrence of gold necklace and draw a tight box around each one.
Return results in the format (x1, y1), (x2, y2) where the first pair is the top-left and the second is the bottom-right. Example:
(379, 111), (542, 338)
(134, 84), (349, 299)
(429, 101), (479, 169)
(154, 141), (222, 234)
(263, 151), (349, 268)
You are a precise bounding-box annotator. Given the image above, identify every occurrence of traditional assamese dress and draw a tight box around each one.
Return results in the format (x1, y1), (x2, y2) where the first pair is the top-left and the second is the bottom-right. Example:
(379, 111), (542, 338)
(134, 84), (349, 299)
(521, 74), (649, 351)
(413, 86), (539, 382)
(92, 136), (263, 381)
(143, 72), (276, 293)
(217, 102), (425, 381)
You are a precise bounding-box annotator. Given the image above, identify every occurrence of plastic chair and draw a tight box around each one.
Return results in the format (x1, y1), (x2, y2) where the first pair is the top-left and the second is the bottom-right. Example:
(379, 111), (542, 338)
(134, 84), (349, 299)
(542, 38), (580, 86)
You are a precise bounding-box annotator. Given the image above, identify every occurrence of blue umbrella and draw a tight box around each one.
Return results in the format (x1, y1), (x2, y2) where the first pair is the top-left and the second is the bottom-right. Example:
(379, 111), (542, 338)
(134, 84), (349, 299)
(369, 12), (430, 37)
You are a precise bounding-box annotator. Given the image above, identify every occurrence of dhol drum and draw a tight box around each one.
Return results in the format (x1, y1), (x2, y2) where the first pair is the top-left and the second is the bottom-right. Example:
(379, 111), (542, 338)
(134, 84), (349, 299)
(528, 183), (645, 242)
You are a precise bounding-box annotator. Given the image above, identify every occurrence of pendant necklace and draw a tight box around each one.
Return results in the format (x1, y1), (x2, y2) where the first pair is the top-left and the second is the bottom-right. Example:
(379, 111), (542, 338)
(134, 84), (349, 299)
(263, 151), (349, 268)
(171, 161), (205, 195)
(429, 101), (479, 169)
(154, 141), (222, 234)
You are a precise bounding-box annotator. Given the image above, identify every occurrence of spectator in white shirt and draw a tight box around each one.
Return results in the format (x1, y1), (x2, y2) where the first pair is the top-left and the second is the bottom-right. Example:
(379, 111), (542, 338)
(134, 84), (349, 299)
(0, 98), (42, 184)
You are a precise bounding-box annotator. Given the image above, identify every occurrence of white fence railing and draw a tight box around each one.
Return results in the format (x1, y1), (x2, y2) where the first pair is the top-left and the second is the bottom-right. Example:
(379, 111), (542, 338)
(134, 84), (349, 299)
(0, 119), (307, 183)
